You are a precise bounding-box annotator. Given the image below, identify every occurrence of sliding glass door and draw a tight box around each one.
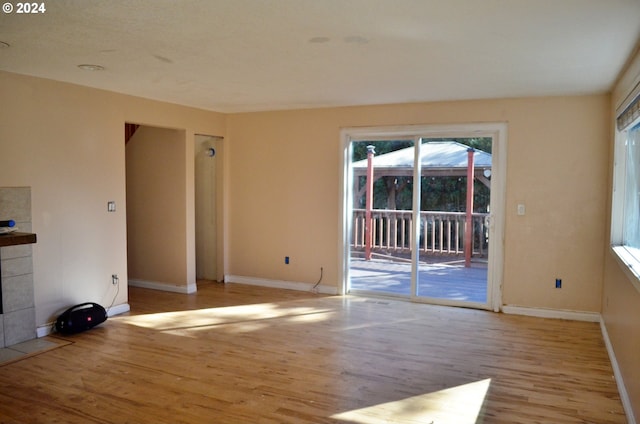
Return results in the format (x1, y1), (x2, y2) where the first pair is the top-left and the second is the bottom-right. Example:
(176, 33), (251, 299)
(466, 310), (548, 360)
(342, 124), (505, 311)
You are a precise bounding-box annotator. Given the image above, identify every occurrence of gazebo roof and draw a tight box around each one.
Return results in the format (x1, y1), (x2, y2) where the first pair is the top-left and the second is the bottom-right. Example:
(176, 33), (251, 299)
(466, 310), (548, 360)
(352, 141), (491, 176)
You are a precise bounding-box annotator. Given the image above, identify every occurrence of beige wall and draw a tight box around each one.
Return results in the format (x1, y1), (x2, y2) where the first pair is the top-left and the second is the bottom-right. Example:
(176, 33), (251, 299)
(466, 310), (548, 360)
(126, 126), (187, 287)
(0, 69), (611, 321)
(226, 94), (610, 312)
(0, 71), (225, 327)
(603, 46), (640, 423)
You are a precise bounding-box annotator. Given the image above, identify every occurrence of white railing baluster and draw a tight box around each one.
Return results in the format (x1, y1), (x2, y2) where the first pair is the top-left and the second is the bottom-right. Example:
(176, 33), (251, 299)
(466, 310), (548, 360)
(351, 209), (489, 259)
(385, 215), (390, 250)
(430, 217), (435, 253)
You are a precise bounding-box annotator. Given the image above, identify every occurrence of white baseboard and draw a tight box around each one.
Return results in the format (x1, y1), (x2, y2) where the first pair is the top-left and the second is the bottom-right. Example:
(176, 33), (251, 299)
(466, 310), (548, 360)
(600, 318), (637, 424)
(129, 279), (197, 294)
(224, 274), (338, 295)
(36, 323), (54, 338)
(36, 302), (131, 338)
(107, 302), (131, 317)
(501, 305), (600, 322)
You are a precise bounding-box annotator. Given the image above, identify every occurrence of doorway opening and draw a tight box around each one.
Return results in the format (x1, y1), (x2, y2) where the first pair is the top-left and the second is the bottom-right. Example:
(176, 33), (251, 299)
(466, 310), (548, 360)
(125, 124), (194, 292)
(195, 134), (224, 282)
(340, 124), (506, 311)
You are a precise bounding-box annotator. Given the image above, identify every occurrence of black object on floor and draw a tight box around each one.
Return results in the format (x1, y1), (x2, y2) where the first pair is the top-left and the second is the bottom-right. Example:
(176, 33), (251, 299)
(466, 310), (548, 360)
(55, 303), (107, 334)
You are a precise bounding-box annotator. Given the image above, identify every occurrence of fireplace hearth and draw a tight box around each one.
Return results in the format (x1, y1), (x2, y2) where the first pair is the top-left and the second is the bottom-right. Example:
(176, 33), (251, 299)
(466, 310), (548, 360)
(0, 187), (37, 348)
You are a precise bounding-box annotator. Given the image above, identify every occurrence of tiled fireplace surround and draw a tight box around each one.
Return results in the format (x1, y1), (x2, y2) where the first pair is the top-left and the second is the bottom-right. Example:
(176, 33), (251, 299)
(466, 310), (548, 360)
(0, 187), (36, 348)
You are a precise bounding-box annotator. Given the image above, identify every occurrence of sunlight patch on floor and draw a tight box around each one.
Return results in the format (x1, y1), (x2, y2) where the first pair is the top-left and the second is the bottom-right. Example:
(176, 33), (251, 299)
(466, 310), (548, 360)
(113, 303), (334, 335)
(332, 378), (491, 424)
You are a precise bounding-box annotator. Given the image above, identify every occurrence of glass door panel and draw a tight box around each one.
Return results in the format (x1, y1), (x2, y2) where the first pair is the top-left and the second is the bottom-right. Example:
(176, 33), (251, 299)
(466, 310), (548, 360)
(416, 138), (491, 305)
(348, 139), (415, 296)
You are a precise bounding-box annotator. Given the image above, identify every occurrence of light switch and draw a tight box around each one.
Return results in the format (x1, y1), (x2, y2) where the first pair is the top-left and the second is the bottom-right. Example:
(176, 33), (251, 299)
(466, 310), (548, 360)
(517, 204), (526, 215)
(107, 201), (116, 212)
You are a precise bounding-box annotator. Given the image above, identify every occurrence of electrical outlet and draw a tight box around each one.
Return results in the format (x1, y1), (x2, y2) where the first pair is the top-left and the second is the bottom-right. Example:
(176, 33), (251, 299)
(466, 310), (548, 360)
(555, 278), (562, 289)
(285, 256), (290, 265)
(112, 274), (119, 285)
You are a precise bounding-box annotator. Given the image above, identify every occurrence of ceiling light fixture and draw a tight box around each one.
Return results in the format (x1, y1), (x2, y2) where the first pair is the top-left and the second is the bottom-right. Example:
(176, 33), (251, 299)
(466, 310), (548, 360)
(344, 35), (369, 45)
(77, 64), (105, 71)
(308, 36), (330, 44)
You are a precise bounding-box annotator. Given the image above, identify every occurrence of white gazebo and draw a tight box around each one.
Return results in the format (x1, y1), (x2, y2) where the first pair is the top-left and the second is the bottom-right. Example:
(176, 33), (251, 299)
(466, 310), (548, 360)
(351, 141), (492, 267)
(351, 141), (492, 186)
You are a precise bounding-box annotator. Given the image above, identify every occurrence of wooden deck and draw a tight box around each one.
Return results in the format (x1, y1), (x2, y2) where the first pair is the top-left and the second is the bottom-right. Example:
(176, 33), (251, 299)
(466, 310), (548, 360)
(0, 283), (626, 423)
(349, 257), (488, 303)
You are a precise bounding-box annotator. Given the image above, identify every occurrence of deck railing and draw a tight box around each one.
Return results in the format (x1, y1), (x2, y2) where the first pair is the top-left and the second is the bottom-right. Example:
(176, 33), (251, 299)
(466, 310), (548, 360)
(352, 209), (489, 257)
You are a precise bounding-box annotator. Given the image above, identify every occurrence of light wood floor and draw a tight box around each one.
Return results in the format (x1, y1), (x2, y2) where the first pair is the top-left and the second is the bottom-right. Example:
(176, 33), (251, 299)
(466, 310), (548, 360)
(0, 282), (626, 423)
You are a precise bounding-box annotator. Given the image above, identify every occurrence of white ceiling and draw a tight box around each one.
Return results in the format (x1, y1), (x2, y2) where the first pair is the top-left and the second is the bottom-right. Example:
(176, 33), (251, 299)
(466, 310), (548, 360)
(1, 0), (639, 113)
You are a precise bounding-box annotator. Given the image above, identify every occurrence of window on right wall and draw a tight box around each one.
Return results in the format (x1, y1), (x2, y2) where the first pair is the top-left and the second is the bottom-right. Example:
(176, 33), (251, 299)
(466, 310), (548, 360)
(612, 89), (640, 292)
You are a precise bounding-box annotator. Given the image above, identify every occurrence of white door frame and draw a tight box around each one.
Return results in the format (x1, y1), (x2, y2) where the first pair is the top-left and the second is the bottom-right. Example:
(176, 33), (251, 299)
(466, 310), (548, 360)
(338, 123), (507, 312)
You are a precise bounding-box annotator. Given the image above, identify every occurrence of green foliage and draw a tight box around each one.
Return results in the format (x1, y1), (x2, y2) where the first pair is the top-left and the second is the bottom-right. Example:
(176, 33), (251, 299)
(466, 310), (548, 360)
(352, 139), (413, 161)
(421, 177), (490, 212)
(427, 137), (492, 154)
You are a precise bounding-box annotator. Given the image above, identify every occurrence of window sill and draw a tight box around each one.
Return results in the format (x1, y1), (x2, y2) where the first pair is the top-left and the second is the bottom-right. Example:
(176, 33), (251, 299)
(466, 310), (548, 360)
(611, 245), (640, 294)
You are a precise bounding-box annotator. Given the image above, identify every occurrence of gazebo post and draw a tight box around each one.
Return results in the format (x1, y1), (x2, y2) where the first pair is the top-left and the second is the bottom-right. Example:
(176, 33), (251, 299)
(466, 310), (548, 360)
(465, 148), (475, 267)
(365, 145), (375, 261)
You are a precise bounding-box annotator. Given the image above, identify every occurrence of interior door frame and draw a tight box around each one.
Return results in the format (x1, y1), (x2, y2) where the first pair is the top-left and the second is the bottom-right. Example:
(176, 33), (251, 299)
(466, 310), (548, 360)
(339, 123), (507, 312)
(194, 134), (223, 281)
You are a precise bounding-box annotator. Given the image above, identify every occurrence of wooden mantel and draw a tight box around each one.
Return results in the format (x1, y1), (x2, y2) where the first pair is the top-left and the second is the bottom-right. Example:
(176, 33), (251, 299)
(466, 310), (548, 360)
(0, 232), (37, 247)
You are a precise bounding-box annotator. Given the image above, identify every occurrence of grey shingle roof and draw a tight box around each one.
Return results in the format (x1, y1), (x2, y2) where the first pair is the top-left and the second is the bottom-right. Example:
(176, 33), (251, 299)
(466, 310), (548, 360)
(352, 141), (491, 173)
